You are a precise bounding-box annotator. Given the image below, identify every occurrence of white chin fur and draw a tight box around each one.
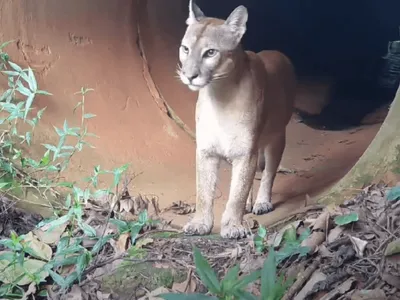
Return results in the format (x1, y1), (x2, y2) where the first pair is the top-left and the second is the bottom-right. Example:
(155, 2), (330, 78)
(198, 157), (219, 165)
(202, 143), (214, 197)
(188, 85), (202, 91)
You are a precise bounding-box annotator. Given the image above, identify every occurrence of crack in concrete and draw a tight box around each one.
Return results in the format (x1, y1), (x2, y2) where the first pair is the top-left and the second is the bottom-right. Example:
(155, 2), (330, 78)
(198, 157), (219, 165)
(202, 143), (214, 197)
(135, 13), (196, 142)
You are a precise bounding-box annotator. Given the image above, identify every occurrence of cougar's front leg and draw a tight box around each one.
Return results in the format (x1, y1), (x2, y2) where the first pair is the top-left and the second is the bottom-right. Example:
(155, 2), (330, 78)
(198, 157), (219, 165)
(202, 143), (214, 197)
(183, 151), (220, 236)
(221, 153), (257, 239)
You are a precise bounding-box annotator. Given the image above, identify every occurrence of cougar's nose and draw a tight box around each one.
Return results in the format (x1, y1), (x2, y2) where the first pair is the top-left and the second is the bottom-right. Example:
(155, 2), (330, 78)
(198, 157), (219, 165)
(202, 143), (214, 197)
(185, 73), (199, 81)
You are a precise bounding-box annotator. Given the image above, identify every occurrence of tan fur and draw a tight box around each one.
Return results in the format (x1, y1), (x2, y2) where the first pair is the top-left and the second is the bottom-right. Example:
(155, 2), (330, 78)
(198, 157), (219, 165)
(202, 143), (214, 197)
(179, 2), (296, 239)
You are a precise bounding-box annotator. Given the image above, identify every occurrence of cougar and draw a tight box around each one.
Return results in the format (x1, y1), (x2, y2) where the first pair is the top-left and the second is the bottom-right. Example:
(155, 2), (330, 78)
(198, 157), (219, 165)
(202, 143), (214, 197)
(177, 0), (296, 239)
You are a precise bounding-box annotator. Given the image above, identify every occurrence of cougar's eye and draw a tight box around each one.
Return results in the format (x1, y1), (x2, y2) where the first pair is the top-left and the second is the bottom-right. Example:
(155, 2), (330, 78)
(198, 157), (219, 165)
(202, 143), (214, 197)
(204, 49), (218, 58)
(181, 45), (189, 54)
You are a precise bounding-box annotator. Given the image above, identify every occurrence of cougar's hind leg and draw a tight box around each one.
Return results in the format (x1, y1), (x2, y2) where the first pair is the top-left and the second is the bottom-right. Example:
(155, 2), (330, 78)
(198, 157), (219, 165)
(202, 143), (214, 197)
(252, 134), (285, 215)
(246, 148), (265, 213)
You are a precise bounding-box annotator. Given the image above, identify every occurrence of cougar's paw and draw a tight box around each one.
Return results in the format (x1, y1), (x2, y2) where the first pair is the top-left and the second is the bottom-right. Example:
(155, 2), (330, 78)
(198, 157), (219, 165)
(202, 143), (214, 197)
(245, 204), (253, 214)
(220, 224), (249, 239)
(183, 220), (212, 236)
(252, 202), (274, 215)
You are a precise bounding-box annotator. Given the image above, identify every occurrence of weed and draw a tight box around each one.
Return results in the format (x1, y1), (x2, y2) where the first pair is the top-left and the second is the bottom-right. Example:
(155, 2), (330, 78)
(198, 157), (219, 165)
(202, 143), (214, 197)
(0, 41), (151, 298)
(160, 247), (294, 300)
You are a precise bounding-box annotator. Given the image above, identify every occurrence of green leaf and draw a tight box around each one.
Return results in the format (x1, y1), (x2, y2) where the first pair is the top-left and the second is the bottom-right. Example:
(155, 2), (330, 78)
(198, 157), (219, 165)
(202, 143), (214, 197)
(235, 269), (261, 291)
(193, 247), (221, 294)
(24, 93), (35, 119)
(0, 182), (12, 190)
(25, 131), (31, 145)
(36, 90), (52, 96)
(232, 290), (258, 300)
(130, 224), (142, 245)
(387, 186), (400, 202)
(91, 234), (114, 254)
(2, 70), (19, 76)
(76, 251), (91, 280)
(138, 210), (148, 224)
(8, 61), (22, 72)
(159, 293), (217, 300)
(42, 213), (71, 232)
(16, 81), (31, 97)
(0, 251), (14, 262)
(276, 244), (310, 264)
(221, 264), (239, 292)
(109, 219), (129, 233)
(48, 269), (67, 288)
(42, 143), (58, 152)
(0, 40), (15, 50)
(258, 225), (267, 238)
(261, 248), (277, 299)
(283, 225), (297, 243)
(56, 245), (85, 256)
(39, 149), (51, 167)
(78, 221), (97, 237)
(334, 212), (359, 226)
(27, 68), (37, 92)
(83, 113), (96, 119)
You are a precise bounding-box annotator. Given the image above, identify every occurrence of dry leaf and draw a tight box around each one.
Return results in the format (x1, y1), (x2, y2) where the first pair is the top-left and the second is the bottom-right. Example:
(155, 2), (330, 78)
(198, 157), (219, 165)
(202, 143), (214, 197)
(23, 232), (53, 261)
(349, 236), (368, 257)
(33, 222), (67, 245)
(294, 271), (327, 300)
(319, 277), (356, 300)
(65, 285), (89, 300)
(119, 198), (134, 213)
(136, 238), (154, 249)
(351, 289), (387, 300)
(382, 272), (400, 289)
(318, 245), (333, 258)
(21, 282), (37, 300)
(230, 245), (243, 259)
(327, 226), (344, 243)
(168, 201), (196, 215)
(115, 233), (130, 254)
(384, 239), (400, 256)
(144, 287), (172, 300)
(0, 257), (48, 285)
(301, 211), (330, 253)
(172, 270), (196, 293)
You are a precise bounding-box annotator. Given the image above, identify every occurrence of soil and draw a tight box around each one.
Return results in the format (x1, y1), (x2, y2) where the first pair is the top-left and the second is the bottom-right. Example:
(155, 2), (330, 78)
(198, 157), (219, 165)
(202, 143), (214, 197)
(2, 182), (399, 300)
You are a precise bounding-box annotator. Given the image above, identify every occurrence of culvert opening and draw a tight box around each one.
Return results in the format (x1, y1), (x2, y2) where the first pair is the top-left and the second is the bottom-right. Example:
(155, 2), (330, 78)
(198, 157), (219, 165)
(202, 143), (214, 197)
(196, 0), (400, 131)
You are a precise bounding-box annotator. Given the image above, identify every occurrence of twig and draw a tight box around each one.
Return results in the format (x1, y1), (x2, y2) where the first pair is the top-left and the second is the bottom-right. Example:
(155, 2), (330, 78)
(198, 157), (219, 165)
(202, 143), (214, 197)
(281, 258), (320, 300)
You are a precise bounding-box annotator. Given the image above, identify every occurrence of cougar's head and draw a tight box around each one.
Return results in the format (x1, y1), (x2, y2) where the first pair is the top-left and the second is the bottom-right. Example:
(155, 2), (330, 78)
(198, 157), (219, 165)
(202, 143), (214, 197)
(177, 1), (248, 91)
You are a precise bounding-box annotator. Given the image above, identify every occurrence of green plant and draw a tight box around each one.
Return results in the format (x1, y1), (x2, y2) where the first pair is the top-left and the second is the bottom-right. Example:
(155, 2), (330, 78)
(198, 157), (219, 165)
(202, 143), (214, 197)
(334, 212), (359, 226)
(275, 227), (310, 264)
(0, 41), (153, 297)
(160, 247), (294, 300)
(254, 225), (267, 253)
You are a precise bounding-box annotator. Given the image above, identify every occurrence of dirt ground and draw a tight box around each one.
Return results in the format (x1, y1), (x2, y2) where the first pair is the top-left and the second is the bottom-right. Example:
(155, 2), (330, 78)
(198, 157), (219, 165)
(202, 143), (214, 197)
(1, 181), (399, 300)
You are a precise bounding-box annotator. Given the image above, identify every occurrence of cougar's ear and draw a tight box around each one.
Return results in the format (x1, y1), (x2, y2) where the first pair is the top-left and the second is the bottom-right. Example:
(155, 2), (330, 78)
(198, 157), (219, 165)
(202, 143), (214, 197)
(224, 5), (248, 44)
(186, 0), (205, 25)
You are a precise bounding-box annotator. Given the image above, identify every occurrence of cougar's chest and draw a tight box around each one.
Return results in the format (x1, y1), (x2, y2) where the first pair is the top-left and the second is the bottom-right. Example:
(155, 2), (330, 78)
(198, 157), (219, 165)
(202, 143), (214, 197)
(196, 98), (253, 159)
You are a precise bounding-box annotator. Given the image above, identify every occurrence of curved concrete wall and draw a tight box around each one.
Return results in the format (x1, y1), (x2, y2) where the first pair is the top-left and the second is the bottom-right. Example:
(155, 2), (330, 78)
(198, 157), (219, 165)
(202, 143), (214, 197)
(0, 0), (196, 207)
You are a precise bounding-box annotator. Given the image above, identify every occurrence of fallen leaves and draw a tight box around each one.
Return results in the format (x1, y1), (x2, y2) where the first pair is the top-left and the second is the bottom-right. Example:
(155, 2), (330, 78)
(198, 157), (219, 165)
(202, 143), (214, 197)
(384, 238), (400, 256)
(0, 256), (48, 285)
(166, 201), (196, 215)
(301, 211), (330, 253)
